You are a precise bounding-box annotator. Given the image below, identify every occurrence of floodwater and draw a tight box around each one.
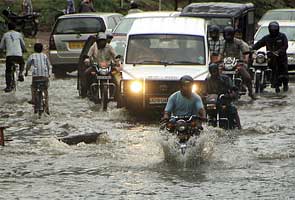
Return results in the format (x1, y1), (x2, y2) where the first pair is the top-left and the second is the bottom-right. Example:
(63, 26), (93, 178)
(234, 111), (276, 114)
(0, 65), (295, 199)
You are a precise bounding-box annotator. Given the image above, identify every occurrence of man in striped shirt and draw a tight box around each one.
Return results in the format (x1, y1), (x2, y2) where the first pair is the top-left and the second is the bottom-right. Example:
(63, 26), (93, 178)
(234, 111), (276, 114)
(208, 25), (225, 63)
(25, 43), (51, 114)
(0, 22), (26, 92)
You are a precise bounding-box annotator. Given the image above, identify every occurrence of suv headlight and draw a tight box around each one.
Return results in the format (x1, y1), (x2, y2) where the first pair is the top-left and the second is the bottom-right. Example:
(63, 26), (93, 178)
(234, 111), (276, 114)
(130, 81), (142, 93)
(256, 54), (266, 64)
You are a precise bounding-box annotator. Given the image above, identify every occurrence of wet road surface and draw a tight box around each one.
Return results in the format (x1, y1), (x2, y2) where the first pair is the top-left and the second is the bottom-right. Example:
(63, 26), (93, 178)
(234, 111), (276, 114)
(0, 65), (295, 199)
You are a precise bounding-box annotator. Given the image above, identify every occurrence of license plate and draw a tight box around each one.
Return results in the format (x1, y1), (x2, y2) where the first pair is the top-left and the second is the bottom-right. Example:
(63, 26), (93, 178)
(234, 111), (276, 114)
(98, 75), (112, 80)
(222, 71), (236, 75)
(149, 97), (168, 104)
(69, 41), (84, 49)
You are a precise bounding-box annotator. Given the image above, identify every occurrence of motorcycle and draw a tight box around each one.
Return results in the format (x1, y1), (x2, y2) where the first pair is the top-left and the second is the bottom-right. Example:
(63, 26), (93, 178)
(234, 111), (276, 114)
(2, 7), (40, 37)
(250, 51), (274, 93)
(221, 57), (246, 97)
(160, 115), (203, 155)
(88, 62), (117, 111)
(205, 94), (238, 130)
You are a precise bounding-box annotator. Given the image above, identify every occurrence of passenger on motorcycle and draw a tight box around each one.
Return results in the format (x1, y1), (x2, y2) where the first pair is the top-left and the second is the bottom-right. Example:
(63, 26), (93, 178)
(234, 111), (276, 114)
(222, 26), (256, 100)
(205, 63), (242, 129)
(84, 32), (121, 94)
(208, 25), (225, 63)
(25, 43), (51, 114)
(162, 75), (206, 123)
(0, 22), (26, 92)
(252, 21), (289, 93)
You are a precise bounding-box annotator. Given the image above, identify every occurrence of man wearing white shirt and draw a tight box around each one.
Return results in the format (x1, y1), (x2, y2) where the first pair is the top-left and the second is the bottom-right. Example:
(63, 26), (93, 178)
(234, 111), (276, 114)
(0, 23), (26, 92)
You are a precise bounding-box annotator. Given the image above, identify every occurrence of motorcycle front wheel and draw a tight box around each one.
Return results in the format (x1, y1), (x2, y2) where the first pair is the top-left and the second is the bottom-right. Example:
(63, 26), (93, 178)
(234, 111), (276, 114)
(101, 84), (108, 111)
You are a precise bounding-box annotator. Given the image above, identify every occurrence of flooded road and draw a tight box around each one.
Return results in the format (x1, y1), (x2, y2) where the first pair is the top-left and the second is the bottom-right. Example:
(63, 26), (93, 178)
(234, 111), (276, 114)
(0, 64), (295, 199)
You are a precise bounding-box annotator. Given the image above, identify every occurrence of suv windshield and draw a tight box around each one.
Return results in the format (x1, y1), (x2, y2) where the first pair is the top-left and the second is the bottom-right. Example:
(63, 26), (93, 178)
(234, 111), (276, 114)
(255, 26), (295, 41)
(54, 17), (105, 34)
(261, 11), (295, 21)
(113, 18), (136, 35)
(126, 34), (206, 65)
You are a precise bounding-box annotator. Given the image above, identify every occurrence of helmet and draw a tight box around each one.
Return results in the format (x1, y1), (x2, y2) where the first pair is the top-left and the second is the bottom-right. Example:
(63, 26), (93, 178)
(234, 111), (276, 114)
(208, 63), (219, 74)
(268, 21), (280, 37)
(106, 32), (113, 40)
(180, 75), (194, 86)
(97, 32), (107, 40)
(130, 1), (138, 9)
(209, 25), (220, 39)
(223, 26), (235, 42)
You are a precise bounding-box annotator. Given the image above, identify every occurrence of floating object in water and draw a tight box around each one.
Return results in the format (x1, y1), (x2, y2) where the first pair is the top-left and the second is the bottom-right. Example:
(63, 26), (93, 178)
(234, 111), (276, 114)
(58, 132), (106, 145)
(0, 126), (8, 146)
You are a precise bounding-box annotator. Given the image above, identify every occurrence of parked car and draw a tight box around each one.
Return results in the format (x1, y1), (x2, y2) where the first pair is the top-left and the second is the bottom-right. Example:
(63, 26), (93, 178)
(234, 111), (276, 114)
(180, 2), (256, 44)
(257, 9), (295, 29)
(253, 21), (295, 73)
(49, 12), (123, 76)
(110, 11), (180, 57)
(119, 17), (209, 110)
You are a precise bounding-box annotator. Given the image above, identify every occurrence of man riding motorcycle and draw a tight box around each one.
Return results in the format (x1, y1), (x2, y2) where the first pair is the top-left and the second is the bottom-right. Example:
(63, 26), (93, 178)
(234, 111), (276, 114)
(222, 26), (255, 100)
(208, 25), (224, 63)
(84, 32), (121, 96)
(205, 63), (242, 129)
(252, 21), (289, 93)
(162, 75), (206, 122)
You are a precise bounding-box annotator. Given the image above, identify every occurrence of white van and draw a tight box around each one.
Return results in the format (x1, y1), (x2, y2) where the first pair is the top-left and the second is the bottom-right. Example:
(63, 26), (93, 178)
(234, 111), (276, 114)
(119, 17), (209, 110)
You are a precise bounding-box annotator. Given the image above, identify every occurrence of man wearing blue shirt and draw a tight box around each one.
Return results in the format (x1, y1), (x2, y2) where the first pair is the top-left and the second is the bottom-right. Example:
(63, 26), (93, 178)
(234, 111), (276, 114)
(162, 75), (206, 121)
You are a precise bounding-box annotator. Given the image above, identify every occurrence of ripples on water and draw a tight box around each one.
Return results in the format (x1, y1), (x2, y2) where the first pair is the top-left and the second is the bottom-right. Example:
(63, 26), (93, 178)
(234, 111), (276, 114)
(1, 69), (295, 199)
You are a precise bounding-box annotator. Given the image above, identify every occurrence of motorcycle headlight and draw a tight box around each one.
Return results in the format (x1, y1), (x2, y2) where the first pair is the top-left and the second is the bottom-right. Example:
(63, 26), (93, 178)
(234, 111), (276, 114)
(178, 125), (186, 132)
(256, 54), (266, 64)
(192, 84), (198, 93)
(130, 81), (142, 93)
(99, 68), (109, 75)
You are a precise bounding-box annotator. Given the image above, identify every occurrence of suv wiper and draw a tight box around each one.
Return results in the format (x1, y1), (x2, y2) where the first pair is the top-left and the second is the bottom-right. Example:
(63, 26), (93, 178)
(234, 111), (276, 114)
(171, 61), (202, 65)
(132, 60), (157, 66)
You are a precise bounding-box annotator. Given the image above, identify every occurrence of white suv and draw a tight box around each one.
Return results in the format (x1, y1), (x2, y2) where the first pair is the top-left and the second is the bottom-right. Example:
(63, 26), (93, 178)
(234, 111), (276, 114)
(119, 17), (209, 110)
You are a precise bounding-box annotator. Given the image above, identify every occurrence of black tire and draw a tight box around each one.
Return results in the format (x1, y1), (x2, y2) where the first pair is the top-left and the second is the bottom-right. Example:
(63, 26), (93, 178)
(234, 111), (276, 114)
(90, 85), (100, 104)
(101, 84), (108, 111)
(53, 67), (67, 78)
(77, 71), (87, 97)
(255, 73), (261, 93)
(23, 21), (38, 37)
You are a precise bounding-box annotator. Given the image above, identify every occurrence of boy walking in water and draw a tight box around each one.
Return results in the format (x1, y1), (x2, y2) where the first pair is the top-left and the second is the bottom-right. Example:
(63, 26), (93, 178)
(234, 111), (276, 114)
(25, 43), (51, 114)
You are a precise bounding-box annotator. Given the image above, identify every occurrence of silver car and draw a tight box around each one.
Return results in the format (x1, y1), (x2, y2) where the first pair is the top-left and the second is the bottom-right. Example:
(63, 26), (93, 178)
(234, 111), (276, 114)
(49, 13), (123, 76)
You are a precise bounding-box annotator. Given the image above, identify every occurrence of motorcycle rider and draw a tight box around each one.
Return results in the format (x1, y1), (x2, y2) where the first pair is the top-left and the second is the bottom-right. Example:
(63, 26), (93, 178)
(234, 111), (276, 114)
(252, 21), (289, 93)
(162, 75), (206, 123)
(84, 32), (121, 94)
(0, 22), (26, 92)
(128, 1), (143, 14)
(208, 25), (224, 63)
(22, 0), (33, 15)
(205, 63), (242, 129)
(222, 26), (255, 100)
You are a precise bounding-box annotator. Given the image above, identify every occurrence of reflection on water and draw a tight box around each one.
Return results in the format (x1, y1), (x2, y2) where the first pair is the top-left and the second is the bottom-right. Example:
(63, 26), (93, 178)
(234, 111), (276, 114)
(1, 66), (295, 199)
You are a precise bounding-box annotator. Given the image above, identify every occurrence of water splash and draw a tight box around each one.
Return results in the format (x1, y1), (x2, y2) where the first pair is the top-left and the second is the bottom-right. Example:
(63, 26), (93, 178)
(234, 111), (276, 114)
(159, 127), (217, 167)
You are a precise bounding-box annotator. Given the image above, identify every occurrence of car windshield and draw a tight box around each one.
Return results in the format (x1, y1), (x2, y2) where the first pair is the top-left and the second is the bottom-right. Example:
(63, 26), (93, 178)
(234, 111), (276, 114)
(113, 18), (136, 35)
(261, 11), (295, 21)
(126, 34), (206, 65)
(54, 17), (104, 34)
(110, 39), (126, 57)
(255, 26), (295, 41)
(206, 18), (232, 29)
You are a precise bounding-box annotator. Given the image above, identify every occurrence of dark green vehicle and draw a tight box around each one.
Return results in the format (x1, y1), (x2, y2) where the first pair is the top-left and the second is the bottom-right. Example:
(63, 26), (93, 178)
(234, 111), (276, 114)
(181, 2), (256, 44)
